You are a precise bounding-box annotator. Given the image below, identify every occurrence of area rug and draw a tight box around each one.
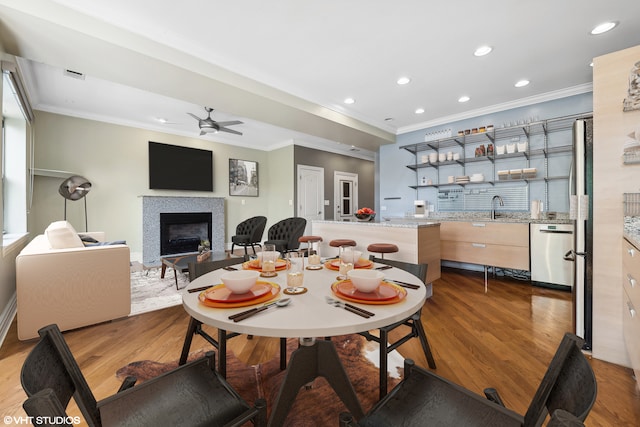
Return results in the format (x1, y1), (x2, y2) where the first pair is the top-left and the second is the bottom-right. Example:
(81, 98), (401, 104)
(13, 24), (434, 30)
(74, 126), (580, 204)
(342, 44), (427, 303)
(129, 262), (187, 315)
(117, 334), (403, 426)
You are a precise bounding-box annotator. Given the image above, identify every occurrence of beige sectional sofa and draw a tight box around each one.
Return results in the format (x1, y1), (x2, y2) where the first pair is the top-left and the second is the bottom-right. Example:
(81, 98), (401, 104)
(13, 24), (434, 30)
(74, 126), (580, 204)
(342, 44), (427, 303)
(16, 221), (131, 340)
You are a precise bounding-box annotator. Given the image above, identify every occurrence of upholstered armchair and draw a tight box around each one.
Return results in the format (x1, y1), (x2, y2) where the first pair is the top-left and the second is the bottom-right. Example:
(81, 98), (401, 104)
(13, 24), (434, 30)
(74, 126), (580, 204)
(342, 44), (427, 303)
(231, 216), (267, 255)
(264, 217), (307, 253)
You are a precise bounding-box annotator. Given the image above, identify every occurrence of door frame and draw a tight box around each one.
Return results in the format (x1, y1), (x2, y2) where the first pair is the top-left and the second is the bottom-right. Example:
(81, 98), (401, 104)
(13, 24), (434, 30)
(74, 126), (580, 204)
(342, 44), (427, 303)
(334, 171), (358, 221)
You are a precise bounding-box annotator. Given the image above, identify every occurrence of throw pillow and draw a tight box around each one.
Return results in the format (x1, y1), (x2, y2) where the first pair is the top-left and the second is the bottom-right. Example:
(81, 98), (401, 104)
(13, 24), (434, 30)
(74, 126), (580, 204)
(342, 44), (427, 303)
(84, 240), (127, 247)
(45, 220), (84, 249)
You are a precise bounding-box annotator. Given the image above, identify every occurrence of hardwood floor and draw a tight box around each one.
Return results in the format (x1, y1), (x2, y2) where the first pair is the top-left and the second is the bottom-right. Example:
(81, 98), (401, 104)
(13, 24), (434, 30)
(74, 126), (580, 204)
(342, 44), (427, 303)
(1, 268), (638, 425)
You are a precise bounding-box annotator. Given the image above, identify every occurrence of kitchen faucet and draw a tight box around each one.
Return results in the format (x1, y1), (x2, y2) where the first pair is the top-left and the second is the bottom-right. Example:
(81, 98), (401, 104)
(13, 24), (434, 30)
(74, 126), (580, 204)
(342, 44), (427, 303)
(491, 195), (504, 220)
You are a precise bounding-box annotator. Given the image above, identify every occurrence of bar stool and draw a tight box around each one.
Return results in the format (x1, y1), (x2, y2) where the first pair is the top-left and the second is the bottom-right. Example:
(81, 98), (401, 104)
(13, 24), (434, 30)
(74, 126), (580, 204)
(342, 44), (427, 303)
(367, 243), (399, 259)
(298, 235), (323, 255)
(329, 239), (357, 257)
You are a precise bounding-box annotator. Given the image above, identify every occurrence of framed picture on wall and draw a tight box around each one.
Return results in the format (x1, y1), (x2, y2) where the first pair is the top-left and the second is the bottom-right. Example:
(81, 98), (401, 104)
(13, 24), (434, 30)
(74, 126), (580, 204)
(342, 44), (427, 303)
(229, 159), (258, 196)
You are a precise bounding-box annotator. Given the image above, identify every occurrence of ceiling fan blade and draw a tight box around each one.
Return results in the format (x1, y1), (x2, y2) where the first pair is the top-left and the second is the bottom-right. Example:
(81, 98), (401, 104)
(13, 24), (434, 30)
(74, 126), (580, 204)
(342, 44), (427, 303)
(216, 120), (243, 127)
(219, 127), (243, 136)
(187, 112), (203, 121)
(199, 130), (207, 136)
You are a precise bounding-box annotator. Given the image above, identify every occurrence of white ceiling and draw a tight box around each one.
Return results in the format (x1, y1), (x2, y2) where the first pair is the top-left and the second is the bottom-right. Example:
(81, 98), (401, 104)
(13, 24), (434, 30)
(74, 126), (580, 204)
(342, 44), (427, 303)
(2, 0), (640, 159)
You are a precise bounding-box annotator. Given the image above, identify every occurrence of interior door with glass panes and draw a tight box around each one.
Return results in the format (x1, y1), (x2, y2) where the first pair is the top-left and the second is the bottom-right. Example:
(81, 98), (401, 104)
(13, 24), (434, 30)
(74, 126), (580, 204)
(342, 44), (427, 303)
(334, 171), (358, 221)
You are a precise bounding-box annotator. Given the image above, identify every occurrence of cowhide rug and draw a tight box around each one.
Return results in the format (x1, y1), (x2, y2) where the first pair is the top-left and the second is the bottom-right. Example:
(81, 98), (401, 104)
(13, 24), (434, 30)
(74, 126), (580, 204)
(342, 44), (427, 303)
(117, 334), (402, 426)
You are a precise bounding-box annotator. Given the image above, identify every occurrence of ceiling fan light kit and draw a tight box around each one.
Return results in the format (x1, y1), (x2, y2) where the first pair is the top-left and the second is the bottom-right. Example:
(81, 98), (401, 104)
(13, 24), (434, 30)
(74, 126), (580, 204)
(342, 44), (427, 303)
(188, 106), (243, 136)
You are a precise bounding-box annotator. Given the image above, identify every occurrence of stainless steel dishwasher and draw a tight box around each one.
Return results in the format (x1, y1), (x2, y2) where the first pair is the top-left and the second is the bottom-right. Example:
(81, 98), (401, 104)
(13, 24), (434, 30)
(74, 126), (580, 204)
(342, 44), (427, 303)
(530, 223), (574, 289)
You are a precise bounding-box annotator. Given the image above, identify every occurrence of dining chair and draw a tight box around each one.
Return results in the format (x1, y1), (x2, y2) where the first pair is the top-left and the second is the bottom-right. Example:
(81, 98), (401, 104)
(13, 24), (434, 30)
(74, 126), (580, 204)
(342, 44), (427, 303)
(363, 255), (436, 399)
(230, 216), (267, 255)
(263, 217), (307, 253)
(182, 256), (288, 376)
(339, 333), (597, 427)
(21, 324), (266, 427)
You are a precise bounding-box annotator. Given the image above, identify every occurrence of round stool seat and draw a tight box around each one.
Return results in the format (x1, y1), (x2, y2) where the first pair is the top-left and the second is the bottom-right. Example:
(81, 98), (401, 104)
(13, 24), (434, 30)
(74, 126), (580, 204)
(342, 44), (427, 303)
(298, 235), (323, 243)
(329, 239), (357, 248)
(367, 243), (399, 259)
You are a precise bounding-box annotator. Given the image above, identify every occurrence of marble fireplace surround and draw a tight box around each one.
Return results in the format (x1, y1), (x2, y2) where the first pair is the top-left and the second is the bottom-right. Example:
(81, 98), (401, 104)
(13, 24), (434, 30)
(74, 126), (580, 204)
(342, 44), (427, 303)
(142, 196), (225, 267)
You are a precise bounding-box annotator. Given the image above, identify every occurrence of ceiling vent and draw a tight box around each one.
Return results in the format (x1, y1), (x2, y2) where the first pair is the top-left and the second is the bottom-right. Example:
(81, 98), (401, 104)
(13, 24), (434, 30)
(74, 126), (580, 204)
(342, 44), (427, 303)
(63, 69), (85, 80)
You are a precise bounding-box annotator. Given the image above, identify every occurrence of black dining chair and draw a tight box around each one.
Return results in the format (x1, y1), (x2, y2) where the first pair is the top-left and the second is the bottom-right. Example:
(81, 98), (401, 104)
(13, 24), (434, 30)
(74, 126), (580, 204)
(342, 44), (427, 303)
(230, 216), (267, 255)
(21, 324), (266, 427)
(181, 256), (288, 377)
(363, 255), (436, 399)
(339, 333), (597, 427)
(263, 217), (307, 253)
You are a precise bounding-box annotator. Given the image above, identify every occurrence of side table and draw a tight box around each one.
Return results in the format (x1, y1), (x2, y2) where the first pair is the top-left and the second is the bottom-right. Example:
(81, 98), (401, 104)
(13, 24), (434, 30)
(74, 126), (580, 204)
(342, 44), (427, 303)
(161, 252), (227, 289)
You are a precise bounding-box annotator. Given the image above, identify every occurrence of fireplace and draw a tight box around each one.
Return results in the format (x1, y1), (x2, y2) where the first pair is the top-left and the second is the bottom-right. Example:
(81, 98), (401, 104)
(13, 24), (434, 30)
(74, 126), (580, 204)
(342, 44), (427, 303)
(160, 212), (212, 256)
(142, 196), (225, 267)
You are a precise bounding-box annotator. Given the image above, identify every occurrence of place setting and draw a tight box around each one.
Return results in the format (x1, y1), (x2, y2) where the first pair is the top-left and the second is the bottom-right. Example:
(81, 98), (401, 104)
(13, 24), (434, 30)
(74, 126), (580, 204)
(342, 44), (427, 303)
(324, 247), (373, 276)
(330, 268), (408, 308)
(241, 244), (287, 277)
(195, 269), (281, 309)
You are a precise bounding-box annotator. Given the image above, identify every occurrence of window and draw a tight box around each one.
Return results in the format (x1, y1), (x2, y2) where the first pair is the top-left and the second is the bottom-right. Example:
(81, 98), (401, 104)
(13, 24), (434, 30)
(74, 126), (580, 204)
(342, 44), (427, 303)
(2, 62), (32, 251)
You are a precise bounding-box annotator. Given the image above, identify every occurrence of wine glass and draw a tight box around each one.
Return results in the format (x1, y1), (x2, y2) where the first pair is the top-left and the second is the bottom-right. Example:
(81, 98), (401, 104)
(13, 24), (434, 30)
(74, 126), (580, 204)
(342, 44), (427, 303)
(285, 251), (306, 294)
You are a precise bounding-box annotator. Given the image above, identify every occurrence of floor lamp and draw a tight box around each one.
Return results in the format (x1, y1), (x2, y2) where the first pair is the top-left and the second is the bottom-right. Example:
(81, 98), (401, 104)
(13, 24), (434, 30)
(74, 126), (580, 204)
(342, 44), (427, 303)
(58, 175), (92, 231)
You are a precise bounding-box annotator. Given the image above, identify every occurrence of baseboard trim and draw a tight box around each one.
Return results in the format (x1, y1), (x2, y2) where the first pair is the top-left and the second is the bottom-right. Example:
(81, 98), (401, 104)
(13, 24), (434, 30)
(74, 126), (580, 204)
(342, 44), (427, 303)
(0, 292), (17, 348)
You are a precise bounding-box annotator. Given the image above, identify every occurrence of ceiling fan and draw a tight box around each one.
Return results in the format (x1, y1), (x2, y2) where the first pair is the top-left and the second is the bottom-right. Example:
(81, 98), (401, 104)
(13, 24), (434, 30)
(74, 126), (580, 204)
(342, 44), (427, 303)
(187, 106), (243, 136)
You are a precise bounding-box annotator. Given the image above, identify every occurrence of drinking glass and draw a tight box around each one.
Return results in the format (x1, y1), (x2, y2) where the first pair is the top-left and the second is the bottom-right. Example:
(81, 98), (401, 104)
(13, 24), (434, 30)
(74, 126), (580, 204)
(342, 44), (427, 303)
(337, 246), (355, 280)
(306, 242), (323, 270)
(261, 243), (278, 277)
(285, 251), (306, 294)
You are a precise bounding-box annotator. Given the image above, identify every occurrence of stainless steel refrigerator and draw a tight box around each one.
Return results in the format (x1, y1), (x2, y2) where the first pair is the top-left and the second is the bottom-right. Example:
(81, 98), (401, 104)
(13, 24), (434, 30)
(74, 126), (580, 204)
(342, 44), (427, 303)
(566, 118), (593, 350)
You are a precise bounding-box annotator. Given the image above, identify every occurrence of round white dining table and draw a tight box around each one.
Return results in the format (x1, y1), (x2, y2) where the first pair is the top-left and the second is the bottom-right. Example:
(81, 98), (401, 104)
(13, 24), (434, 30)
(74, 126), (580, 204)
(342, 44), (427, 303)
(182, 258), (426, 426)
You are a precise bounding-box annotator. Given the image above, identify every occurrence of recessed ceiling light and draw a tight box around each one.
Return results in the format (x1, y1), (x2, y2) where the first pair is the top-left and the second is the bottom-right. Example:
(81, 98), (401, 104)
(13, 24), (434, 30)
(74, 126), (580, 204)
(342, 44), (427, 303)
(515, 79), (530, 88)
(458, 96), (470, 103)
(590, 62), (594, 67)
(397, 76), (411, 85)
(590, 21), (617, 35)
(415, 108), (425, 114)
(344, 97), (355, 104)
(474, 46), (493, 57)
(155, 117), (168, 123)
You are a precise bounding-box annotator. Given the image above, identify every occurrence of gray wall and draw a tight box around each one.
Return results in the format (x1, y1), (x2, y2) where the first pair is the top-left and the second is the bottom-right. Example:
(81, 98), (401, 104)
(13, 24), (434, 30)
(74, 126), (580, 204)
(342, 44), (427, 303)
(294, 146), (375, 220)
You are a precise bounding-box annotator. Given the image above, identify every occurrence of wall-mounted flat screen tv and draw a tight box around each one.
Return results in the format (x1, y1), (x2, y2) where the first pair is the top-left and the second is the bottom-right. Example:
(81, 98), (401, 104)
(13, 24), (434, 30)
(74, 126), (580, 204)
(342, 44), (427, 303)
(148, 141), (213, 191)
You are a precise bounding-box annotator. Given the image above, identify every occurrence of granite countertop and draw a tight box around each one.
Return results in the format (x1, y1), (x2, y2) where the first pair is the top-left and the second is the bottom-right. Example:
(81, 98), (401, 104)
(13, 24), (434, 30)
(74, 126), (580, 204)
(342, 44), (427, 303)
(382, 211), (572, 225)
(312, 219), (440, 228)
(624, 216), (640, 248)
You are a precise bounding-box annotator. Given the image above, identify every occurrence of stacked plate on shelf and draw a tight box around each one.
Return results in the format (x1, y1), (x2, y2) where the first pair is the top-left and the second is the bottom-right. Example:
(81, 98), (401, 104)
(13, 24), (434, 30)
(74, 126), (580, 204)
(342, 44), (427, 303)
(455, 175), (470, 184)
(470, 173), (484, 182)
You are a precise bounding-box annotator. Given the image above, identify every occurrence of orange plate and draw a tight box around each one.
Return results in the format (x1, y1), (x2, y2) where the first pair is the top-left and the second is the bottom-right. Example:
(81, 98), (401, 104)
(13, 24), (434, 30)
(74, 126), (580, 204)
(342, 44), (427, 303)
(243, 259), (288, 271)
(325, 258), (373, 271)
(203, 282), (272, 303)
(331, 280), (406, 305)
(199, 282), (280, 308)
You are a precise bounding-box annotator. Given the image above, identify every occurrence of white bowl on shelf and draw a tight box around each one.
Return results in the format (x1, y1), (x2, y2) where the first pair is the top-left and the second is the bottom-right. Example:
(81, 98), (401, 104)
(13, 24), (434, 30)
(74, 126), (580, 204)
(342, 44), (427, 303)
(506, 143), (516, 154)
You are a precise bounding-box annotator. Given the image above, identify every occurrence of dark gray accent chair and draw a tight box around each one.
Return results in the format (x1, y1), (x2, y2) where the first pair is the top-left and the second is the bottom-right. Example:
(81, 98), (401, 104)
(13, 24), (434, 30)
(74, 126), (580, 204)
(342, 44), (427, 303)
(264, 217), (307, 253)
(230, 216), (267, 255)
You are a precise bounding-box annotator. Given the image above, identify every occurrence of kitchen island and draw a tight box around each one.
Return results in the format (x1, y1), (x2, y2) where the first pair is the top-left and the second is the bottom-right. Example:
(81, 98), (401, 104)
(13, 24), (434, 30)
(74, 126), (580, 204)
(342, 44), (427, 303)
(311, 220), (440, 284)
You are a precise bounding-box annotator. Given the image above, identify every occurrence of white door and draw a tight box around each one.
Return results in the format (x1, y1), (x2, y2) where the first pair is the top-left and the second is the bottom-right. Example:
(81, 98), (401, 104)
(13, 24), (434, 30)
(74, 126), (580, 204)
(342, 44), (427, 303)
(297, 165), (324, 235)
(334, 171), (358, 221)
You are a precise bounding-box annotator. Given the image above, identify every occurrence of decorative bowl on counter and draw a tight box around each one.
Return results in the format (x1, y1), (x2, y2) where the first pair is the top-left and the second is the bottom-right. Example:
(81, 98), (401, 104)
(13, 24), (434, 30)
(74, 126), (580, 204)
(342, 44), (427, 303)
(355, 213), (375, 221)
